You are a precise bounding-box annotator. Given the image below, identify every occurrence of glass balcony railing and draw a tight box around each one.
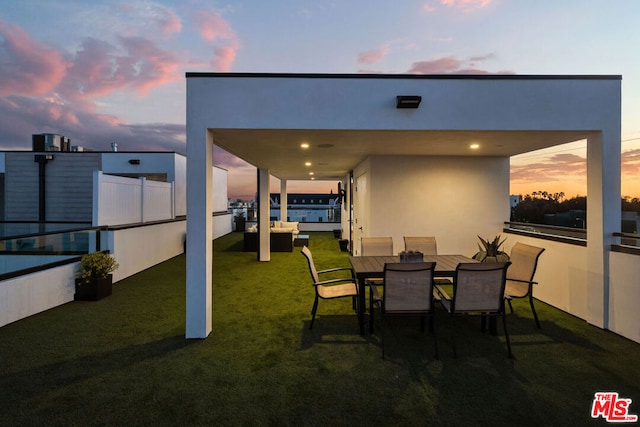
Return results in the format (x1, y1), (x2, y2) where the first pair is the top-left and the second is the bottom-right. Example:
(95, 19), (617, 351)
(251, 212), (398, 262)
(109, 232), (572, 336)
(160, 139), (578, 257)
(0, 223), (106, 277)
(504, 221), (586, 242)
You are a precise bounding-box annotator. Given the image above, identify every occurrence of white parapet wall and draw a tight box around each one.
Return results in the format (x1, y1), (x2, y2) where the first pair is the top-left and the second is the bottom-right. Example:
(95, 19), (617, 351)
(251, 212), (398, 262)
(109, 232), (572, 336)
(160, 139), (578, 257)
(609, 251), (640, 343)
(109, 220), (186, 282)
(0, 220), (188, 328)
(0, 262), (77, 328)
(213, 213), (233, 239)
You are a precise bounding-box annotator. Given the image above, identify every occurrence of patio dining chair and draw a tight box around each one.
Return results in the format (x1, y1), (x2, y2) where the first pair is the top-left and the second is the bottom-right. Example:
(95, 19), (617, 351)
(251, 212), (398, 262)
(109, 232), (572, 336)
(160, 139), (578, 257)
(301, 246), (358, 330)
(403, 236), (438, 255)
(361, 237), (394, 331)
(436, 262), (512, 358)
(370, 262), (438, 359)
(404, 236), (452, 285)
(361, 237), (394, 256)
(504, 242), (546, 328)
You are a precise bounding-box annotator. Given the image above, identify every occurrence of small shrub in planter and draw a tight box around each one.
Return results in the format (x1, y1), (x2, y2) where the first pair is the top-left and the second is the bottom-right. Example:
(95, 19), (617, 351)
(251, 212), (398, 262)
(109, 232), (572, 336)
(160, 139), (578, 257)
(75, 252), (119, 301)
(472, 235), (510, 262)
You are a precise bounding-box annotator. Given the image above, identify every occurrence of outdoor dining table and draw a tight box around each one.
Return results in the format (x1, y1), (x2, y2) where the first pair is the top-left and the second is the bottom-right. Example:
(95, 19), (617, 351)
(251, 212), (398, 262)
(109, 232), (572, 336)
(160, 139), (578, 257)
(349, 254), (477, 335)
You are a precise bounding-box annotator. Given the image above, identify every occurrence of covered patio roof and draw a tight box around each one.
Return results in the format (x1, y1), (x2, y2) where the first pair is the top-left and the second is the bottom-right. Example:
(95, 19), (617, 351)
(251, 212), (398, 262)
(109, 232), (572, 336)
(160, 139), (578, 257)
(213, 128), (594, 181)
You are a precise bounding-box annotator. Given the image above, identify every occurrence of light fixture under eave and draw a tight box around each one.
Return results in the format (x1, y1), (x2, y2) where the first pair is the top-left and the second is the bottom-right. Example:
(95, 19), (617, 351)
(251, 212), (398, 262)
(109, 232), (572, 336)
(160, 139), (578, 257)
(469, 143), (480, 150)
(396, 95), (422, 109)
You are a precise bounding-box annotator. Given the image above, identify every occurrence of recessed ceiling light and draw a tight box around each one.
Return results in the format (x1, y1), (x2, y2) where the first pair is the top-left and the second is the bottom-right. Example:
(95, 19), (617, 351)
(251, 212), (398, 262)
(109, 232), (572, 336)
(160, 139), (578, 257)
(310, 177), (316, 180)
(309, 172), (314, 176)
(300, 143), (309, 149)
(304, 161), (312, 166)
(470, 143), (480, 150)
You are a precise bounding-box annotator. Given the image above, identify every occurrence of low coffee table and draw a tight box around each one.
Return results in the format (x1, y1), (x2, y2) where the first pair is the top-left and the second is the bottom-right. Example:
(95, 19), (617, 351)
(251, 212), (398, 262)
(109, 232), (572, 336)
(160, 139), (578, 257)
(294, 234), (309, 247)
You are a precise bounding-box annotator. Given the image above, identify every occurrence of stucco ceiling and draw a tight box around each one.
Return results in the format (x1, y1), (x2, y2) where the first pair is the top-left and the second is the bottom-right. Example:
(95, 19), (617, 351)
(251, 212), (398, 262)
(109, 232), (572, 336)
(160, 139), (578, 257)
(212, 128), (593, 181)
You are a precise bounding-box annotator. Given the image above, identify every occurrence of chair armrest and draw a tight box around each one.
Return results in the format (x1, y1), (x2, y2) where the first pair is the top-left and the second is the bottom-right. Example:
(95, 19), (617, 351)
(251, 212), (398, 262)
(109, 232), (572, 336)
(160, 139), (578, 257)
(314, 278), (356, 287)
(434, 284), (452, 301)
(507, 278), (538, 286)
(318, 267), (355, 279)
(370, 283), (382, 301)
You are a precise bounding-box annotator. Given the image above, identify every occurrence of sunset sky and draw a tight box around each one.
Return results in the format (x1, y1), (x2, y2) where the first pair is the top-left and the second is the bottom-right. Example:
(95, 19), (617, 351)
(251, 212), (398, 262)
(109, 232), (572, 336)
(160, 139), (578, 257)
(1, 1), (640, 200)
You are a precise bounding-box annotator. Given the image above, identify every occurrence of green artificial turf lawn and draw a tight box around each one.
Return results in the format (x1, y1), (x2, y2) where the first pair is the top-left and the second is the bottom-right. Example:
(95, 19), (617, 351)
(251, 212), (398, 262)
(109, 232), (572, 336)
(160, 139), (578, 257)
(0, 231), (638, 426)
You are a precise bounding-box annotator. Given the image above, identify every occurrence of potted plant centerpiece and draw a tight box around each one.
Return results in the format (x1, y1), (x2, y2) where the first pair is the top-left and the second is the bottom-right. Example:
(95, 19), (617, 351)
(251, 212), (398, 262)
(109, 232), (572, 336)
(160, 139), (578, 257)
(75, 252), (119, 301)
(472, 235), (510, 262)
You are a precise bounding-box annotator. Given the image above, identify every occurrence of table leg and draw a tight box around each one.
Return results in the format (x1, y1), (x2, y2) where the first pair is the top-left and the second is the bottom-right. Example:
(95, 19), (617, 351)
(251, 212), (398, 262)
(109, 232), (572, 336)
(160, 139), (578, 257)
(489, 317), (497, 336)
(357, 278), (366, 335)
(481, 315), (498, 336)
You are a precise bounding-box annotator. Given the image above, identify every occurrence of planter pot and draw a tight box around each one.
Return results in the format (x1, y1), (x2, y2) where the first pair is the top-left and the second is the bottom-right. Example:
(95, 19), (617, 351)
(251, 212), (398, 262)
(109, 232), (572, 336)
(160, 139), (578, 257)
(75, 274), (113, 301)
(473, 252), (510, 263)
(235, 218), (246, 232)
(338, 239), (349, 252)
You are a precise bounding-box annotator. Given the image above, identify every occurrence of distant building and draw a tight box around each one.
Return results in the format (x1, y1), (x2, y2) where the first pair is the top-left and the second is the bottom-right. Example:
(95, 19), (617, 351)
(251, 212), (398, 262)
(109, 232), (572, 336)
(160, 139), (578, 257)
(0, 150), (187, 224)
(270, 193), (341, 222)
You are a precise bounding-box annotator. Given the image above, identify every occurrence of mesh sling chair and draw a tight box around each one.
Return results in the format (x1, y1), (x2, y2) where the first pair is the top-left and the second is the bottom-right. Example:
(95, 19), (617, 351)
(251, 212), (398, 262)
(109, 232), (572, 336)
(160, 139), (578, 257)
(370, 262), (438, 359)
(436, 262), (513, 358)
(403, 236), (438, 255)
(361, 237), (394, 332)
(404, 236), (452, 285)
(301, 246), (358, 329)
(504, 242), (545, 328)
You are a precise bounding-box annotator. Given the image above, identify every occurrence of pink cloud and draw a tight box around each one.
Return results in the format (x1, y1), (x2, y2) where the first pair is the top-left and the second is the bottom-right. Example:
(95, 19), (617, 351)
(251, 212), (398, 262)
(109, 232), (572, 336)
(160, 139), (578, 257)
(155, 8), (182, 36)
(193, 10), (235, 42)
(622, 148), (640, 176)
(211, 43), (238, 72)
(0, 20), (70, 97)
(191, 9), (240, 72)
(116, 3), (182, 38)
(358, 43), (392, 65)
(440, 0), (492, 11)
(64, 36), (180, 100)
(408, 57), (463, 74)
(407, 54), (512, 74)
(422, 4), (436, 12)
(511, 153), (587, 183)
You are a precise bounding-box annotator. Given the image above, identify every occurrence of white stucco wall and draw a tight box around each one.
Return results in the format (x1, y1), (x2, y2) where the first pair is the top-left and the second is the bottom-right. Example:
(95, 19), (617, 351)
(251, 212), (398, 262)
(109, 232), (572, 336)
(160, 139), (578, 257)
(0, 263), (76, 328)
(364, 155), (509, 255)
(609, 251), (640, 343)
(212, 165), (228, 213)
(110, 221), (186, 282)
(503, 235), (588, 321)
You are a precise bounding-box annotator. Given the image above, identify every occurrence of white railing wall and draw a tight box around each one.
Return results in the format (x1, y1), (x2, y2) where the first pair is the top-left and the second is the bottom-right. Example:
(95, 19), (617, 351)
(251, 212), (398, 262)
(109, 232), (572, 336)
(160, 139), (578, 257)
(93, 171), (175, 226)
(609, 251), (640, 344)
(505, 234), (640, 344)
(0, 263), (77, 328)
(109, 221), (186, 282)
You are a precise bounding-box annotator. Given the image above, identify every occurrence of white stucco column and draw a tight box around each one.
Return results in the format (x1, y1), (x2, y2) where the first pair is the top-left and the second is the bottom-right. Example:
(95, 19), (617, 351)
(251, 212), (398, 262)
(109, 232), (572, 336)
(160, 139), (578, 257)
(280, 179), (288, 221)
(185, 129), (213, 338)
(258, 168), (270, 261)
(586, 130), (621, 329)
